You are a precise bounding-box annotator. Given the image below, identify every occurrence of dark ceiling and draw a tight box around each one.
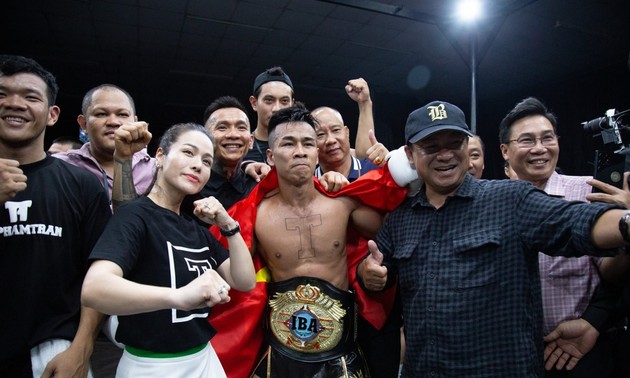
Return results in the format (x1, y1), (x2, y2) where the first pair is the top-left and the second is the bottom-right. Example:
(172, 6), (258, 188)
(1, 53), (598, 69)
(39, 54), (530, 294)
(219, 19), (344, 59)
(5, 0), (630, 178)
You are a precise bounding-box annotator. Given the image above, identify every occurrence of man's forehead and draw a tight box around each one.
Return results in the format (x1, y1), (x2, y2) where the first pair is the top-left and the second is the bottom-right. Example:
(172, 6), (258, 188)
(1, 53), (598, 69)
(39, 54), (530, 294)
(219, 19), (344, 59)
(277, 121), (315, 135)
(510, 115), (554, 134)
(210, 107), (249, 124)
(468, 137), (482, 148)
(313, 108), (343, 127)
(90, 88), (133, 111)
(259, 81), (293, 97)
(0, 73), (48, 94)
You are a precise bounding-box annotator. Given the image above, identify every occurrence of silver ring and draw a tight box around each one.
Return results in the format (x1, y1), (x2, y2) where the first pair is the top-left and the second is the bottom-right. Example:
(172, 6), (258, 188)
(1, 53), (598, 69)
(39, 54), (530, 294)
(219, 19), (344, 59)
(217, 285), (227, 295)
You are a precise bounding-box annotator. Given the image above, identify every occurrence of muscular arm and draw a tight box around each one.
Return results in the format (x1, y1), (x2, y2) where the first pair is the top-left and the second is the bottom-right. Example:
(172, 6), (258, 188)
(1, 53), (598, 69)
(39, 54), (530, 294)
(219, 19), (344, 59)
(216, 232), (256, 292)
(112, 157), (138, 212)
(349, 201), (383, 240)
(111, 122), (152, 212)
(346, 78), (374, 159)
(42, 306), (103, 378)
(193, 197), (256, 292)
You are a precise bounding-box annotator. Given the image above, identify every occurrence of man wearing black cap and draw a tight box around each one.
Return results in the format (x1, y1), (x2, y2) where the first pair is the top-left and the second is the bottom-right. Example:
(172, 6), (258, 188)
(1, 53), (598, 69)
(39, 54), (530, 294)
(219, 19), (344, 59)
(245, 66), (294, 163)
(357, 101), (630, 377)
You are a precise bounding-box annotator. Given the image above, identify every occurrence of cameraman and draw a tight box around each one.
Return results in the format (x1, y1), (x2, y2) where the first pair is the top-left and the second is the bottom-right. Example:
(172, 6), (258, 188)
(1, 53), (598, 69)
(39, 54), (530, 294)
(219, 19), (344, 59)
(499, 97), (628, 377)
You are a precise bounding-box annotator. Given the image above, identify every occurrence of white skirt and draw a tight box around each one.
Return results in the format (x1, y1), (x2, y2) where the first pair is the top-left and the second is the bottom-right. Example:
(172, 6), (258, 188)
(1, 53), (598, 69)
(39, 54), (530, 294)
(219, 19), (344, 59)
(116, 342), (226, 378)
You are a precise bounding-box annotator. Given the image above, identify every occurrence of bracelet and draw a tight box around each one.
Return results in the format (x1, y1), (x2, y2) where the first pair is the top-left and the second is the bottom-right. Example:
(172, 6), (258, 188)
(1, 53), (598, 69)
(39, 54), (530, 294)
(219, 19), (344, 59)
(619, 213), (630, 243)
(220, 221), (240, 237)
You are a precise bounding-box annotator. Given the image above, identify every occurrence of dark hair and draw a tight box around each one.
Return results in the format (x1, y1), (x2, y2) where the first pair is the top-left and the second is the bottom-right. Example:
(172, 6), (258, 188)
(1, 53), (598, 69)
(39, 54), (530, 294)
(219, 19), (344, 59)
(158, 123), (211, 155)
(253, 66), (294, 98)
(0, 55), (59, 104)
(81, 84), (136, 116)
(498, 97), (558, 144)
(268, 102), (317, 147)
(202, 96), (249, 125)
(50, 136), (82, 150)
(469, 134), (485, 152)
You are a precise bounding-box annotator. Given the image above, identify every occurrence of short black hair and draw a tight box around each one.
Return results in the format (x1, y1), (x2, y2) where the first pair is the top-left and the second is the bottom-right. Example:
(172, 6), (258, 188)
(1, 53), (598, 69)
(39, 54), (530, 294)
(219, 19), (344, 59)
(469, 134), (485, 152)
(268, 102), (317, 147)
(0, 55), (59, 104)
(202, 96), (249, 125)
(499, 97), (558, 144)
(50, 136), (82, 150)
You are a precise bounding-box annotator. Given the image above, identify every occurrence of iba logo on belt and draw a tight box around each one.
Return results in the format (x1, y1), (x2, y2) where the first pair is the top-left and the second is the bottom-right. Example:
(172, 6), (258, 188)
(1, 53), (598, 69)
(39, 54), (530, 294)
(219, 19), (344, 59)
(268, 284), (345, 353)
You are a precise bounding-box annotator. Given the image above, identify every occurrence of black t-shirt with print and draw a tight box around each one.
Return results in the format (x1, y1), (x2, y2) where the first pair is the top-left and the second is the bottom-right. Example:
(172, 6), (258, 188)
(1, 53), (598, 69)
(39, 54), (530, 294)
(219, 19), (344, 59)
(89, 196), (229, 353)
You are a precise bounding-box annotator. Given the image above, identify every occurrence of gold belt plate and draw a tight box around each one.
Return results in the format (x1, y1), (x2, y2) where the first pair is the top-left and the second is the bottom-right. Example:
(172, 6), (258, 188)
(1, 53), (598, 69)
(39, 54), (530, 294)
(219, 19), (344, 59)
(268, 284), (346, 353)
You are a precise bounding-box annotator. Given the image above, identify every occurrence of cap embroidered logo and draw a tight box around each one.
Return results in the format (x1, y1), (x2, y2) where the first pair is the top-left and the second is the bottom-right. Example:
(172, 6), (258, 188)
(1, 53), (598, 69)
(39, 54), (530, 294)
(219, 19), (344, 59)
(428, 104), (448, 122)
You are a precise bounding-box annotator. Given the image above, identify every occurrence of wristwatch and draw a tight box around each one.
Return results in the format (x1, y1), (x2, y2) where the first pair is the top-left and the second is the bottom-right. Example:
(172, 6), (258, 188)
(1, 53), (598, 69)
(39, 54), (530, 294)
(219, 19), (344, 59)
(220, 221), (241, 237)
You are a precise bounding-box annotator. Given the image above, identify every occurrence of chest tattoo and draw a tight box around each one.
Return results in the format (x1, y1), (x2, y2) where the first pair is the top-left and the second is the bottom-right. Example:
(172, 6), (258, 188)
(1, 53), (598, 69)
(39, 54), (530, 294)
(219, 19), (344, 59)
(285, 214), (322, 259)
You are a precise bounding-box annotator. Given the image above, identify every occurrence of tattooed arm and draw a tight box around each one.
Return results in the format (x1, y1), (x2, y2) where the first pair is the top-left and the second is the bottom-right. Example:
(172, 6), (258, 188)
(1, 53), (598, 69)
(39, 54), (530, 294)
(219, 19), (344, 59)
(112, 122), (152, 212)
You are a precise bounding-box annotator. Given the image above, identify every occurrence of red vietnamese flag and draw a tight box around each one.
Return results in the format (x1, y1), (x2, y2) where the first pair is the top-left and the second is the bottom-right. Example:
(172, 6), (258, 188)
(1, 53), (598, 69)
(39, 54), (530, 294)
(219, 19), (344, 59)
(209, 165), (407, 378)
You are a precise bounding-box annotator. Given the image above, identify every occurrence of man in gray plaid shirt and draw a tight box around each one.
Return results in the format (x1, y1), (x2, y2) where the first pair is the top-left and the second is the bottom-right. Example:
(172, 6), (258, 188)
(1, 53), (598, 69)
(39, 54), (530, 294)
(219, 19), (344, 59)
(358, 100), (630, 377)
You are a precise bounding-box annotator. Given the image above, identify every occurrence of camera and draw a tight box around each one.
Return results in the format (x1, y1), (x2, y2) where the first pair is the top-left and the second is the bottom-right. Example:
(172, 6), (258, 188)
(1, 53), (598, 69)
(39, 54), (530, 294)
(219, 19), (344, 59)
(583, 108), (630, 189)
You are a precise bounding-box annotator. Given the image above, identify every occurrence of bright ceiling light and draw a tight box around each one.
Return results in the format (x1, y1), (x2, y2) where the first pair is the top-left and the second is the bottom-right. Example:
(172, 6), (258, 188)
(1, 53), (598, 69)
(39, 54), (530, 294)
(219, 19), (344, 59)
(457, 0), (482, 23)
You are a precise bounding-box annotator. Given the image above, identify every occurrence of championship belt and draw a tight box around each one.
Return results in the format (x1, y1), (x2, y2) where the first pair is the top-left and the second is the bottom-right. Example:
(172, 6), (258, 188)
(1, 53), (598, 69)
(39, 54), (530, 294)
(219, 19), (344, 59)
(267, 277), (356, 363)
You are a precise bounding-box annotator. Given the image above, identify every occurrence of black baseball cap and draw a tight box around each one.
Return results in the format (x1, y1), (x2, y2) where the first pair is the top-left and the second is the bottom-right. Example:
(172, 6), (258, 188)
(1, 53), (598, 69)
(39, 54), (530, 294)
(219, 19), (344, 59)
(405, 101), (472, 144)
(252, 67), (293, 95)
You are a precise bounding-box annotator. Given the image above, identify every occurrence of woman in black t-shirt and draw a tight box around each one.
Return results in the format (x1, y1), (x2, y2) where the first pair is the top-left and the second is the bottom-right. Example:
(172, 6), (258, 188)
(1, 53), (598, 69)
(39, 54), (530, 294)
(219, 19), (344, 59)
(82, 123), (255, 378)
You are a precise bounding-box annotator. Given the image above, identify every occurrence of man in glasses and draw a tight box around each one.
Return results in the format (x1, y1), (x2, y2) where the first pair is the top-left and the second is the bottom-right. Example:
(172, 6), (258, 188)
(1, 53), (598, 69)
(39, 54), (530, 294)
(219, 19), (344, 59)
(499, 97), (622, 377)
(499, 97), (562, 188)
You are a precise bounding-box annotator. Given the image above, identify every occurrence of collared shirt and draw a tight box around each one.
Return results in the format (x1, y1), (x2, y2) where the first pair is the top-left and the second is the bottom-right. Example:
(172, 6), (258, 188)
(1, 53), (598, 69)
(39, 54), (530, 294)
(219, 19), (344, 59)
(54, 143), (156, 206)
(202, 165), (258, 210)
(539, 171), (601, 334)
(314, 156), (379, 183)
(378, 174), (617, 377)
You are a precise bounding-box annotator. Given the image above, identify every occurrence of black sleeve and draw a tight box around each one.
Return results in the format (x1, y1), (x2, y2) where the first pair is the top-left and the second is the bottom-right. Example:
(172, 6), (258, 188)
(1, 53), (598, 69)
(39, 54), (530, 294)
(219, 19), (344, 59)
(89, 203), (146, 275)
(581, 279), (623, 333)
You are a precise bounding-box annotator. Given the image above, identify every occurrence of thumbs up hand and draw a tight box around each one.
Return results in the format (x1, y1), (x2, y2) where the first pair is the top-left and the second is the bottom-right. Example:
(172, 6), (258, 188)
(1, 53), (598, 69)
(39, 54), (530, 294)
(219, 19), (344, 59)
(366, 129), (389, 166)
(358, 240), (389, 292)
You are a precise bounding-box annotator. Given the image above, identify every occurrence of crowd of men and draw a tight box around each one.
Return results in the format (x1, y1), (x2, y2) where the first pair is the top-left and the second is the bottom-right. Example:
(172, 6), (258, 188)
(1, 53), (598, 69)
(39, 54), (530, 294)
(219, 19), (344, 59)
(1, 53), (630, 378)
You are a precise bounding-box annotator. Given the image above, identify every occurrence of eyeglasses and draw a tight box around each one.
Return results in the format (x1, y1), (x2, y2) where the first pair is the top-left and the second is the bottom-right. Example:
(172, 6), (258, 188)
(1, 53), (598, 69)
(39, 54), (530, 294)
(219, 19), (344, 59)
(507, 134), (558, 148)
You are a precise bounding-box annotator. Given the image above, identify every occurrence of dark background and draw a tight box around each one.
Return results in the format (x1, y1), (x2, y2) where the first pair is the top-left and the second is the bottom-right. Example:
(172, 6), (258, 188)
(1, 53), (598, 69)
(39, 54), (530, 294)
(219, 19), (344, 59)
(5, 0), (630, 178)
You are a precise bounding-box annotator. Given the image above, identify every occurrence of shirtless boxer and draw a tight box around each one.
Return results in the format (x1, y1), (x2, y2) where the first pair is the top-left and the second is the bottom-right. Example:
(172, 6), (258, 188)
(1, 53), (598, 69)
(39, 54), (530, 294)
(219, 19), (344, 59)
(253, 104), (383, 377)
